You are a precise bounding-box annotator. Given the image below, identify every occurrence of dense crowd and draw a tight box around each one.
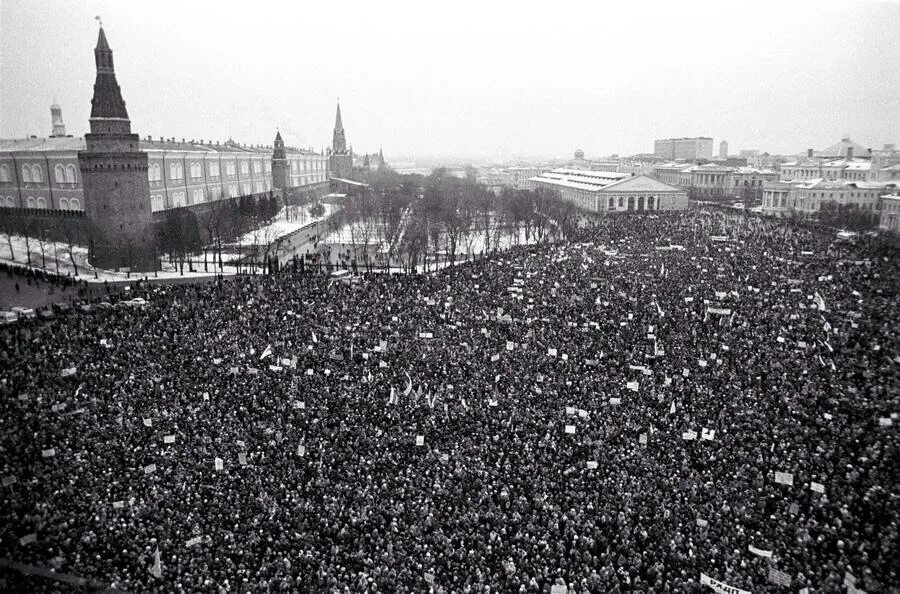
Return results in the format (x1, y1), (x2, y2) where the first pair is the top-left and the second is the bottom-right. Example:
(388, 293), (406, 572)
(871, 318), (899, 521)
(1, 210), (898, 593)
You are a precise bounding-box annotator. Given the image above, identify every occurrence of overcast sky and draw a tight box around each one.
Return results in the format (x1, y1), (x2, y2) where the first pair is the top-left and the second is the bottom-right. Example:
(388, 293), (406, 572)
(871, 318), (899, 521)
(1, 0), (898, 163)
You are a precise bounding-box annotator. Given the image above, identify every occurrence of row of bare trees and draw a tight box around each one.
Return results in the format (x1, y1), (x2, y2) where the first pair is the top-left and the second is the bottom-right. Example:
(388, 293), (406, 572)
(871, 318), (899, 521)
(0, 213), (86, 275)
(322, 167), (576, 276)
(155, 193), (283, 274)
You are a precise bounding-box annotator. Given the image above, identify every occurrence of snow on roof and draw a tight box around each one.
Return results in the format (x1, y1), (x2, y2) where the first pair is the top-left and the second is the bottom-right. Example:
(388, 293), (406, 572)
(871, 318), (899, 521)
(1, 136), (323, 157)
(529, 169), (630, 192)
(0, 137), (86, 152)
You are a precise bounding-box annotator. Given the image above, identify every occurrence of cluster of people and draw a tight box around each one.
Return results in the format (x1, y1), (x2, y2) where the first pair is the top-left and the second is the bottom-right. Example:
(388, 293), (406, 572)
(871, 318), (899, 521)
(1, 210), (897, 593)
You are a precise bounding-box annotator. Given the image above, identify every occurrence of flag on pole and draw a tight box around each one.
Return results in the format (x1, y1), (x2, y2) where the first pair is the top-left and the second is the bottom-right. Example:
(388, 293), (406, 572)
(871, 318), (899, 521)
(149, 546), (162, 578)
(669, 401), (676, 414)
(403, 373), (413, 397)
(259, 344), (273, 360)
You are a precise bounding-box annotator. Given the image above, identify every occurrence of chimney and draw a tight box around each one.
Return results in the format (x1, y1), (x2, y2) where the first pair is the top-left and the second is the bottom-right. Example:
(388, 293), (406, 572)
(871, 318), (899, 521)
(847, 146), (853, 160)
(807, 149), (813, 158)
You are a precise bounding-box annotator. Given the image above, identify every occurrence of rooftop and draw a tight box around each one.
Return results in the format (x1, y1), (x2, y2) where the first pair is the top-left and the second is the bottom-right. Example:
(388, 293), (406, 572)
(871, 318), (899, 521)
(529, 169), (631, 192)
(0, 136), (323, 156)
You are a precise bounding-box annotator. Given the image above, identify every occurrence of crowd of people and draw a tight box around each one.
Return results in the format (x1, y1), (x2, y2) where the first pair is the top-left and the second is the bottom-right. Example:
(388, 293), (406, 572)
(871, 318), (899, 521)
(1, 210), (897, 593)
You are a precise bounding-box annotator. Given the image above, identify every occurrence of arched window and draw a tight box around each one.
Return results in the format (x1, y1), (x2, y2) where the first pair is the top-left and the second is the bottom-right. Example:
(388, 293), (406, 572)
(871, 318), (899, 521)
(151, 195), (164, 211)
(5, 196), (15, 207)
(32, 165), (42, 182)
(26, 196), (36, 208)
(253, 161), (261, 173)
(226, 162), (236, 176)
(0, 164), (9, 182)
(65, 164), (77, 183)
(647, 196), (655, 210)
(242, 182), (251, 195)
(22, 166), (32, 183)
(59, 197), (70, 210)
(36, 197), (47, 209)
(627, 196), (634, 211)
(240, 161), (249, 175)
(55, 164), (66, 184)
(191, 162), (201, 178)
(229, 184), (238, 197)
(638, 196), (645, 210)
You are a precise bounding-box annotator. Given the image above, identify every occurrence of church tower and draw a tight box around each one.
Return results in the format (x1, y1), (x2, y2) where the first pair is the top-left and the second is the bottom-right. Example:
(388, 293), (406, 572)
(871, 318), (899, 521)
(50, 103), (66, 137)
(328, 100), (353, 179)
(78, 26), (155, 271)
(271, 131), (289, 191)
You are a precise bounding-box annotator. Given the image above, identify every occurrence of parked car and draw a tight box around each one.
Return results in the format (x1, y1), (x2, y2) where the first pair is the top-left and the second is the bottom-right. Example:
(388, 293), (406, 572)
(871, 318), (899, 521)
(11, 306), (36, 319)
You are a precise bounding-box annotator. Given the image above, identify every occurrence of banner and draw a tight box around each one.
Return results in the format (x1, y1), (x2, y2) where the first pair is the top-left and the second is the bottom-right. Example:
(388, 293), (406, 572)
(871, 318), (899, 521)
(774, 471), (794, 486)
(700, 573), (751, 594)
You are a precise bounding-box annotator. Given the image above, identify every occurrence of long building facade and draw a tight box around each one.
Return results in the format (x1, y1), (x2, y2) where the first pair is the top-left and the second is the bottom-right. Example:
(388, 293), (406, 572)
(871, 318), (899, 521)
(652, 162), (779, 201)
(0, 135), (328, 214)
(760, 143), (900, 222)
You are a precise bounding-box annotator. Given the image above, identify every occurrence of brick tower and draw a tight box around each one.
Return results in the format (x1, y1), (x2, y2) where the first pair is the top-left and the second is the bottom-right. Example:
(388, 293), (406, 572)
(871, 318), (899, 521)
(328, 100), (353, 179)
(271, 131), (289, 191)
(78, 26), (155, 271)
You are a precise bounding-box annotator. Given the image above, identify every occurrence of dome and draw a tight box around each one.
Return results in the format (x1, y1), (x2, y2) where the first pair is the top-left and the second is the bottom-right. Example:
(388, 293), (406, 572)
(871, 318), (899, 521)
(574, 149), (585, 159)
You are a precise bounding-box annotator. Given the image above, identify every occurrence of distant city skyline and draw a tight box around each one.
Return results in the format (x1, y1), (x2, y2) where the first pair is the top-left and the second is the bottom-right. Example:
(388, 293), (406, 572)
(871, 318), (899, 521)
(1, 0), (898, 161)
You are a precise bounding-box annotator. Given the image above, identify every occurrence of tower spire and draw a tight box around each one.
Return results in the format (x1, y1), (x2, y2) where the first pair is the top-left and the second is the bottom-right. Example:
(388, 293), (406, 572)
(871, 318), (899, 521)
(89, 24), (131, 134)
(332, 99), (347, 155)
(334, 100), (344, 132)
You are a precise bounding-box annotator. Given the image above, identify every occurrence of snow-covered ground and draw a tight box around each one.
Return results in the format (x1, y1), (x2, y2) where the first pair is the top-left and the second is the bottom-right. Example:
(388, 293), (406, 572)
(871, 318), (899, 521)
(0, 204), (341, 282)
(232, 204), (339, 247)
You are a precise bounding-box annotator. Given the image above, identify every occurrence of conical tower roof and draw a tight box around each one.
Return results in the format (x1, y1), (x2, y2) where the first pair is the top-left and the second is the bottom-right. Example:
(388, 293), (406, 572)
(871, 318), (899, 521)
(335, 100), (343, 130)
(89, 27), (129, 121)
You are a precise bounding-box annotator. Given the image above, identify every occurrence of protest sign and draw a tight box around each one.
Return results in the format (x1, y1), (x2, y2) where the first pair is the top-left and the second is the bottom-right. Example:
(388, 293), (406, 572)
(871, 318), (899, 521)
(700, 573), (750, 594)
(774, 471), (794, 486)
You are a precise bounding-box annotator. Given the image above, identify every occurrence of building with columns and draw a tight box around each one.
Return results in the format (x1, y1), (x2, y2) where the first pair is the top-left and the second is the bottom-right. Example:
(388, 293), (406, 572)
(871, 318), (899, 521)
(651, 162), (778, 201)
(529, 169), (687, 213)
(760, 179), (897, 218)
(880, 194), (900, 233)
(761, 139), (900, 221)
